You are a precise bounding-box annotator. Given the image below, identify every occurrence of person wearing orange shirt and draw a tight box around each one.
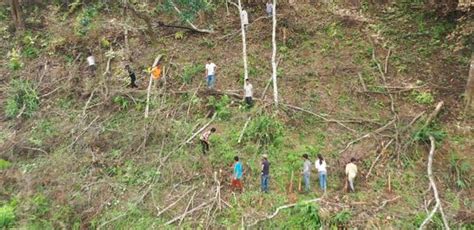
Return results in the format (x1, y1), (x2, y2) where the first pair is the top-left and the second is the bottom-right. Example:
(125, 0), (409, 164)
(151, 63), (163, 87)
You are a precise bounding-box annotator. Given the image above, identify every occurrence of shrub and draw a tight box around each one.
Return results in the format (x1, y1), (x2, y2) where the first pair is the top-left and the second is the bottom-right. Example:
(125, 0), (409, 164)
(283, 203), (321, 229)
(0, 159), (11, 170)
(207, 95), (231, 120)
(0, 204), (15, 228)
(244, 115), (284, 150)
(413, 123), (446, 143)
(8, 48), (23, 71)
(182, 64), (204, 84)
(411, 91), (434, 105)
(5, 79), (40, 118)
(331, 210), (352, 227)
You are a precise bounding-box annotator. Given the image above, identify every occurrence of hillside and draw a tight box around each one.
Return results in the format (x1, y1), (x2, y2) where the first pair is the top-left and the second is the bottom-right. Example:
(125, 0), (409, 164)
(0, 1), (473, 229)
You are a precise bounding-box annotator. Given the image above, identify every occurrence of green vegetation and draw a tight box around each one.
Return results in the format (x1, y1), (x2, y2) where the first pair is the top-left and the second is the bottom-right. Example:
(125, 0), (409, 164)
(5, 79), (39, 118)
(0, 203), (15, 228)
(0, 159), (11, 170)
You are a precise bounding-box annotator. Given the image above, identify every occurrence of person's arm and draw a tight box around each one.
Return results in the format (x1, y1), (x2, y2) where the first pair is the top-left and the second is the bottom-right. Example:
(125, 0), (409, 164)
(205, 65), (208, 77)
(345, 165), (349, 175)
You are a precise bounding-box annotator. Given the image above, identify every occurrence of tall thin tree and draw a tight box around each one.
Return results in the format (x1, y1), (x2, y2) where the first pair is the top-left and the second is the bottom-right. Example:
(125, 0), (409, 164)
(10, 0), (24, 32)
(271, 0), (278, 105)
(237, 0), (249, 81)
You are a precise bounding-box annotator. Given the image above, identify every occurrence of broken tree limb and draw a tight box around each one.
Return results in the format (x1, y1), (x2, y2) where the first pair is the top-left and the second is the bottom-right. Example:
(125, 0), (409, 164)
(271, 0), (279, 105)
(419, 136), (450, 230)
(179, 191), (197, 226)
(338, 118), (396, 155)
(168, 0), (214, 33)
(366, 139), (394, 180)
(283, 104), (356, 133)
(358, 73), (367, 91)
(157, 187), (195, 217)
(237, 117), (251, 143)
(423, 101), (444, 129)
(165, 199), (215, 225)
(237, 0), (249, 81)
(145, 55), (163, 118)
(384, 48), (391, 74)
(247, 198), (322, 227)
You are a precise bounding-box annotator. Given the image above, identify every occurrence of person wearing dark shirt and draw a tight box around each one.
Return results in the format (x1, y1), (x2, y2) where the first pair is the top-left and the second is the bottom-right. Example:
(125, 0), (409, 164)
(125, 64), (137, 88)
(261, 154), (270, 193)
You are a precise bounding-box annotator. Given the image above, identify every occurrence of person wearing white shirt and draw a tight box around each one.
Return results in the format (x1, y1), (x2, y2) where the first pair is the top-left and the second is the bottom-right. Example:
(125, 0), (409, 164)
(240, 9), (249, 29)
(244, 79), (253, 107)
(301, 153), (311, 193)
(266, 1), (273, 17)
(205, 57), (217, 89)
(345, 158), (358, 192)
(315, 154), (327, 192)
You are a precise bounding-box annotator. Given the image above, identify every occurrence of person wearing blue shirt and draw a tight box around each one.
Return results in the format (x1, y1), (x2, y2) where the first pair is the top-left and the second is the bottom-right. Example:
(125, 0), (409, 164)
(232, 156), (243, 192)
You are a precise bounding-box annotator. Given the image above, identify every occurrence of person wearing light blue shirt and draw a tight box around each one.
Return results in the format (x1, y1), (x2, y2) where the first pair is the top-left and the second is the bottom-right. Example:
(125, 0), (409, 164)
(232, 156), (243, 192)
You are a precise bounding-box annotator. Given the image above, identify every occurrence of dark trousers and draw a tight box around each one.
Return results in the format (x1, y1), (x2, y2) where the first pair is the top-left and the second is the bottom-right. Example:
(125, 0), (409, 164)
(200, 140), (209, 154)
(245, 97), (253, 107)
(130, 77), (137, 88)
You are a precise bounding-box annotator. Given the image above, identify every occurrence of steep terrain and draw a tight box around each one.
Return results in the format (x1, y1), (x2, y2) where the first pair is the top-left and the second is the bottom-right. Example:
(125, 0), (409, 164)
(0, 1), (472, 229)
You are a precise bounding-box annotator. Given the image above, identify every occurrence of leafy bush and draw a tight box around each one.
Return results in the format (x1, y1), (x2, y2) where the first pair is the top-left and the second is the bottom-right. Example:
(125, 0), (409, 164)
(331, 210), (352, 227)
(283, 203), (321, 229)
(113, 96), (130, 110)
(8, 48), (23, 71)
(0, 204), (15, 228)
(207, 95), (231, 120)
(244, 115), (284, 150)
(411, 91), (434, 105)
(182, 64), (204, 84)
(5, 79), (40, 118)
(74, 5), (99, 36)
(0, 159), (11, 170)
(413, 124), (446, 143)
(449, 153), (471, 189)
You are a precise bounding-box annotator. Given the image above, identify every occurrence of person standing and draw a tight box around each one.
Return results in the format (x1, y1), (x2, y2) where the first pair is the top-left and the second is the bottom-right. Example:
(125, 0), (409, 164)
(266, 1), (273, 17)
(301, 154), (312, 193)
(261, 154), (270, 193)
(205, 58), (217, 89)
(125, 64), (137, 88)
(244, 79), (253, 107)
(199, 127), (216, 154)
(315, 154), (327, 192)
(151, 63), (162, 88)
(232, 156), (243, 192)
(345, 158), (358, 192)
(241, 9), (249, 30)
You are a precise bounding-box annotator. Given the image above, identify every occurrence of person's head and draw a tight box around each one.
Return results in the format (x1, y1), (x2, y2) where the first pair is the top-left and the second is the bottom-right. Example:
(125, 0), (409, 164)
(317, 154), (323, 164)
(125, 64), (130, 70)
(262, 154), (268, 159)
(245, 79), (250, 84)
(207, 57), (211, 63)
(234, 156), (239, 162)
(302, 153), (309, 160)
(210, 127), (216, 133)
(350, 157), (356, 163)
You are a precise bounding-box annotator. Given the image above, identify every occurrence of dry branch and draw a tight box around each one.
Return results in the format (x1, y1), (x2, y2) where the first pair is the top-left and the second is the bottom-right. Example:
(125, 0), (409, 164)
(248, 198), (321, 227)
(165, 199), (215, 225)
(185, 113), (217, 144)
(168, 0), (213, 33)
(419, 136), (450, 230)
(237, 117), (251, 143)
(337, 118), (396, 155)
(156, 187), (195, 217)
(365, 139), (394, 180)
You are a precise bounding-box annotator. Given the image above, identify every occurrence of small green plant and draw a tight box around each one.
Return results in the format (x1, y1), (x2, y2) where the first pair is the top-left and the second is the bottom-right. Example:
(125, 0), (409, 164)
(113, 96), (130, 110)
(449, 153), (471, 189)
(0, 204), (15, 228)
(283, 203), (321, 229)
(411, 90), (434, 105)
(74, 5), (99, 36)
(174, 31), (185, 40)
(21, 33), (39, 58)
(207, 95), (231, 120)
(244, 115), (284, 150)
(8, 48), (23, 71)
(331, 210), (352, 228)
(0, 159), (11, 170)
(28, 120), (57, 146)
(200, 38), (215, 48)
(413, 123), (446, 143)
(182, 64), (204, 84)
(5, 79), (40, 118)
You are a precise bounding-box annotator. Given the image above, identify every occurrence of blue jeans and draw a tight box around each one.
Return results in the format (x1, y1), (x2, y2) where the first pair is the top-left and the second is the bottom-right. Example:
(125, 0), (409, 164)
(207, 75), (215, 89)
(319, 172), (327, 191)
(303, 174), (310, 192)
(261, 175), (269, 193)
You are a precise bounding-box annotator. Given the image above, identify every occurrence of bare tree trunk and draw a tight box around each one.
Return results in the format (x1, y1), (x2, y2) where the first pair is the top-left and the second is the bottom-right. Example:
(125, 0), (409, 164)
(237, 0), (249, 81)
(271, 0), (279, 105)
(465, 57), (474, 114)
(10, 0), (24, 32)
